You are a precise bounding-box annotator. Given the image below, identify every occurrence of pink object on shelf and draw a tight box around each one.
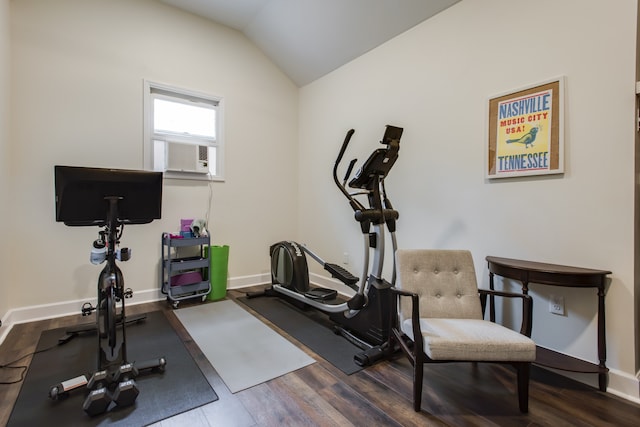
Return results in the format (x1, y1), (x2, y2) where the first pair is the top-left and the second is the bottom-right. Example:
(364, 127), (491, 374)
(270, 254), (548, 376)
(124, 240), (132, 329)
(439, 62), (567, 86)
(180, 219), (194, 232)
(170, 271), (203, 287)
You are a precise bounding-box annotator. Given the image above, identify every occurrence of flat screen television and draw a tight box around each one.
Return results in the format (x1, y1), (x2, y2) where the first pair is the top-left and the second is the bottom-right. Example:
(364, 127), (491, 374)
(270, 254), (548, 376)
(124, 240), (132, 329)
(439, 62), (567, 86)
(54, 165), (163, 226)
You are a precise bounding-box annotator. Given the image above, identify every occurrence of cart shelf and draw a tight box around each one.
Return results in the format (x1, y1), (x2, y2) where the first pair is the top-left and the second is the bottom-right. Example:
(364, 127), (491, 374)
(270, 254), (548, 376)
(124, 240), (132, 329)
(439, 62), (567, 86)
(161, 233), (211, 308)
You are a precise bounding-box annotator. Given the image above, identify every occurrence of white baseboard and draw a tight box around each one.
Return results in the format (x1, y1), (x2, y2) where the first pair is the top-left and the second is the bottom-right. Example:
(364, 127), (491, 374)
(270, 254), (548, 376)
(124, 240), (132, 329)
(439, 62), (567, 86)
(0, 273), (270, 345)
(2, 272), (639, 405)
(539, 360), (640, 404)
(607, 367), (640, 404)
(228, 273), (271, 290)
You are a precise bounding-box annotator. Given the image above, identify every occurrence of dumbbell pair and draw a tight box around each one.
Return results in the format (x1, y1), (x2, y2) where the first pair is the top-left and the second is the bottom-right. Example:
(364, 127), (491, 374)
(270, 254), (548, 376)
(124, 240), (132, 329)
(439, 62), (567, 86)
(82, 363), (139, 416)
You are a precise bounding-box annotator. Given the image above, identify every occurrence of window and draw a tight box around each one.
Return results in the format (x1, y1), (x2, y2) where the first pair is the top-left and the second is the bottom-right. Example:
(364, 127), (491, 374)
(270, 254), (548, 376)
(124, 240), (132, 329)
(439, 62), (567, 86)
(144, 81), (224, 180)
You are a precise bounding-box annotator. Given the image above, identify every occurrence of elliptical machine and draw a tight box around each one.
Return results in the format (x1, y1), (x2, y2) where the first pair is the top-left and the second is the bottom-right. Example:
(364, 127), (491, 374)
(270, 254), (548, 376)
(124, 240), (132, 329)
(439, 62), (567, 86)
(249, 125), (402, 352)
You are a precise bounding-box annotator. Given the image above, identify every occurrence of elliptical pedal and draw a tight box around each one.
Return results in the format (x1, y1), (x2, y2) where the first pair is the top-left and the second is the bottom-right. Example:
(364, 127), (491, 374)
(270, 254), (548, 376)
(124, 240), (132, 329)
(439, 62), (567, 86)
(304, 287), (338, 301)
(324, 263), (358, 287)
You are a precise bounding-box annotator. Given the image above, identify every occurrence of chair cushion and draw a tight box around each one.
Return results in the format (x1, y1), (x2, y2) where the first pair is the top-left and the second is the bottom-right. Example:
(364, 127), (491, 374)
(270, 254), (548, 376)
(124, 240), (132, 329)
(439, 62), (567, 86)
(402, 318), (536, 362)
(396, 249), (483, 321)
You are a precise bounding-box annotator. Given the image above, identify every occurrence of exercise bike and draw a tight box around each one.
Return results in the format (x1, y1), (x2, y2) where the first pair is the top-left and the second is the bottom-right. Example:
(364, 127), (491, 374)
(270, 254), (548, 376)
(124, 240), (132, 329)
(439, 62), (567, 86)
(249, 125), (402, 354)
(50, 166), (166, 416)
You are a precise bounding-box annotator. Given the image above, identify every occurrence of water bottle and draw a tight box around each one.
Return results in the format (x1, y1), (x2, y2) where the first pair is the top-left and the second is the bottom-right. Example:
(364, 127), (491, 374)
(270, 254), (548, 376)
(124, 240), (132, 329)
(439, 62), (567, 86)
(90, 240), (107, 265)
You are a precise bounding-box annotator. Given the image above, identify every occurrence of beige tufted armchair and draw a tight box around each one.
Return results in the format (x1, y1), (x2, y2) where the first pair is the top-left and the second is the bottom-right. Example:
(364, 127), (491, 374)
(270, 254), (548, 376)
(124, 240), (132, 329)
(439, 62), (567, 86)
(390, 249), (536, 412)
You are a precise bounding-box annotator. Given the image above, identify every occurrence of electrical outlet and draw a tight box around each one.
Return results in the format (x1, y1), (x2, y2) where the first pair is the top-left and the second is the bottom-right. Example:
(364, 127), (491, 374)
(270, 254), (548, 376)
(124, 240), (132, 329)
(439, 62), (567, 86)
(549, 294), (565, 315)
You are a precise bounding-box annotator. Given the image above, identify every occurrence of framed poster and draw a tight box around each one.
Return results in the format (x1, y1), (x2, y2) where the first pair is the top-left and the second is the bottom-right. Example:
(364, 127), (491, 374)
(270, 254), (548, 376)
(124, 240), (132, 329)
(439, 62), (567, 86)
(487, 77), (565, 179)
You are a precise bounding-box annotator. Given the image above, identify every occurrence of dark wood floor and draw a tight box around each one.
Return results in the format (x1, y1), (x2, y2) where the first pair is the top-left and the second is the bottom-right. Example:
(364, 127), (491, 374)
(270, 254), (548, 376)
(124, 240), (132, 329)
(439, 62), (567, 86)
(2, 287), (640, 426)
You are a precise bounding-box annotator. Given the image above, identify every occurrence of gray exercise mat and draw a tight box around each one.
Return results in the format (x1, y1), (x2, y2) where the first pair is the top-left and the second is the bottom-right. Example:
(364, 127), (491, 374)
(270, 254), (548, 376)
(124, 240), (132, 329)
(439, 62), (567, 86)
(174, 299), (315, 393)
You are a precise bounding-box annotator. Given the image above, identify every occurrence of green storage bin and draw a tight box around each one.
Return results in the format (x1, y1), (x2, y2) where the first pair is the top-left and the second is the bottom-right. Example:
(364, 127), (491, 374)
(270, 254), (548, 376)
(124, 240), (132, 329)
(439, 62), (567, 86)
(207, 245), (229, 301)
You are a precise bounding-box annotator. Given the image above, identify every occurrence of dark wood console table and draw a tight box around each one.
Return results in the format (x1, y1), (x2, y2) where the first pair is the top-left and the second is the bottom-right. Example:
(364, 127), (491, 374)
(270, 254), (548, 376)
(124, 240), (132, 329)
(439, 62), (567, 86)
(485, 256), (611, 391)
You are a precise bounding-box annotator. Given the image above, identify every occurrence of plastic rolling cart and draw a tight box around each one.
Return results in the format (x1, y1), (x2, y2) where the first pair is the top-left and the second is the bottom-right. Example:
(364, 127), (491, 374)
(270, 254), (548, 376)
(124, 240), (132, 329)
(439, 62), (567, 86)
(161, 233), (211, 308)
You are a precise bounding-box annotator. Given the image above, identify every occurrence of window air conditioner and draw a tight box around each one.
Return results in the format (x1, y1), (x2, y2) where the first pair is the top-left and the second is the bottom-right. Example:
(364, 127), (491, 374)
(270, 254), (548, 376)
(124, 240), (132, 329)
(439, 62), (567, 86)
(166, 142), (209, 174)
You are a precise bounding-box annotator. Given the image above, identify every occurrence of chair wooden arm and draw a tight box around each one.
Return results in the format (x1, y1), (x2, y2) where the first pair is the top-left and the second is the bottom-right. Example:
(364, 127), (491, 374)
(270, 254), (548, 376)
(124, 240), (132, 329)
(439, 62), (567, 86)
(390, 287), (424, 355)
(478, 288), (533, 337)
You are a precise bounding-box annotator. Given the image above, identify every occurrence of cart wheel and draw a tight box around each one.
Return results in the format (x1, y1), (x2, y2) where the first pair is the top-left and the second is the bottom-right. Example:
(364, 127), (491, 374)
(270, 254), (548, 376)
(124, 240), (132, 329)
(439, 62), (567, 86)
(172, 300), (179, 309)
(201, 295), (207, 302)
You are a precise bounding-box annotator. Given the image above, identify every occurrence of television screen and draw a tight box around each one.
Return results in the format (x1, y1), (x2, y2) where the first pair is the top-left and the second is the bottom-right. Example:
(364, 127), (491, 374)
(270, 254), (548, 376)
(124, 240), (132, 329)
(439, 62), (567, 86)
(54, 165), (163, 226)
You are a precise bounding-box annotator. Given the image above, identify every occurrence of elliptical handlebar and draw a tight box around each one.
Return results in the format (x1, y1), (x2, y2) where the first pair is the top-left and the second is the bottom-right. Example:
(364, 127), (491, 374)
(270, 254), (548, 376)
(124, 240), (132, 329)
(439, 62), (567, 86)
(343, 159), (358, 187)
(333, 129), (365, 212)
(335, 128), (355, 165)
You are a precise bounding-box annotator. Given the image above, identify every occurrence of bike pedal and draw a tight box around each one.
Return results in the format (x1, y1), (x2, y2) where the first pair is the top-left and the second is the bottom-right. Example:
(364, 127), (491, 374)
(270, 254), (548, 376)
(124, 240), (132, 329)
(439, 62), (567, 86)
(81, 302), (95, 316)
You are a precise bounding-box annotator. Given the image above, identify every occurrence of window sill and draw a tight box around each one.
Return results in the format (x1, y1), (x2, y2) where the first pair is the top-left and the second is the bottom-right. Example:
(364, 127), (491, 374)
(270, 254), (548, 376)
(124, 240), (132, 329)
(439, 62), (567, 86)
(162, 171), (224, 182)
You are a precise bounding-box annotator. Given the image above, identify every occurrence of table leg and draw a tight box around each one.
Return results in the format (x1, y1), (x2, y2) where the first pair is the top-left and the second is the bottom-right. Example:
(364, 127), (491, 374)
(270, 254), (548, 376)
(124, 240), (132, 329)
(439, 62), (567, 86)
(597, 284), (607, 391)
(489, 272), (496, 322)
(521, 281), (533, 336)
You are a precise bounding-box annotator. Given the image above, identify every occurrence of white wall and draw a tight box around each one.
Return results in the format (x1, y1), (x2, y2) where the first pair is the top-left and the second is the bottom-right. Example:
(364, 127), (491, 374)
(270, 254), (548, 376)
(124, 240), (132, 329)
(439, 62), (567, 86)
(299, 0), (638, 398)
(7, 0), (298, 308)
(0, 0), (9, 320)
(5, 0), (640, 403)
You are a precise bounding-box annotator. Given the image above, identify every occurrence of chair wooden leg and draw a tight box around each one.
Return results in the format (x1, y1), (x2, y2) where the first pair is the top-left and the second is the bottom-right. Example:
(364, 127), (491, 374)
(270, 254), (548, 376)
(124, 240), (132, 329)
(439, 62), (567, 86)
(413, 358), (424, 411)
(516, 362), (530, 413)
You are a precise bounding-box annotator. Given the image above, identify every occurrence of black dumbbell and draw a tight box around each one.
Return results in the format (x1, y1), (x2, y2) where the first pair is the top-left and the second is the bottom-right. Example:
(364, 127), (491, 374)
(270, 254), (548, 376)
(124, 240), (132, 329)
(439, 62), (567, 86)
(83, 386), (112, 416)
(112, 378), (139, 407)
(86, 370), (108, 390)
(110, 363), (140, 407)
(112, 363), (138, 382)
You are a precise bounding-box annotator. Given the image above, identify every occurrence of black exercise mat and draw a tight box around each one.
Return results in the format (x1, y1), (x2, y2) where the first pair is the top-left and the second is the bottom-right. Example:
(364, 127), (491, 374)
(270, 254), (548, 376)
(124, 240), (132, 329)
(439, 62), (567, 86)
(8, 310), (218, 426)
(238, 296), (363, 375)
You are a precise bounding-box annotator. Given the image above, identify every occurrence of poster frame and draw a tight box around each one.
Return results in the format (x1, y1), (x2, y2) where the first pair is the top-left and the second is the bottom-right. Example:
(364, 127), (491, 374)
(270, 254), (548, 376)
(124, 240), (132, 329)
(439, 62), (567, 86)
(486, 76), (565, 179)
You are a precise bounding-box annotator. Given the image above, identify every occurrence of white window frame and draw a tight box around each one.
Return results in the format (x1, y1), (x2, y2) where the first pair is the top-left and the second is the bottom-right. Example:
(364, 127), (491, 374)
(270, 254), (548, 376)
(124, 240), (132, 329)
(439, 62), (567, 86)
(143, 80), (225, 181)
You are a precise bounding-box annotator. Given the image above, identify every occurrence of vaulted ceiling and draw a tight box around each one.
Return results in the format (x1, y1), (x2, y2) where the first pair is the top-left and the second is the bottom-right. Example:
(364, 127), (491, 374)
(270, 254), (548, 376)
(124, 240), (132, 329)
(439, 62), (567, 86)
(159, 0), (460, 86)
